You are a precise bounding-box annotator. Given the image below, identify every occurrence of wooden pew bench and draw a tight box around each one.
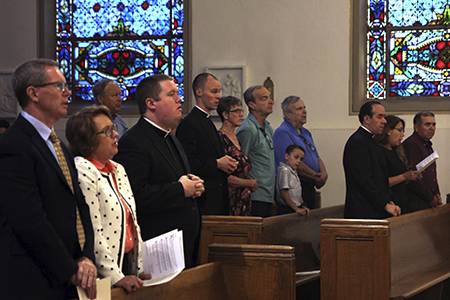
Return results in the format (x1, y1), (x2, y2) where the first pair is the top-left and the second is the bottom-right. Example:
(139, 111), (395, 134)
(112, 243), (295, 300)
(199, 205), (344, 299)
(199, 205), (344, 264)
(320, 204), (450, 300)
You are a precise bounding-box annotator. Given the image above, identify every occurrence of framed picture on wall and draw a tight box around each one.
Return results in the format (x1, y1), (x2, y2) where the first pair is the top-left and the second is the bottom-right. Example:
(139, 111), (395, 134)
(204, 65), (246, 100)
(0, 70), (18, 119)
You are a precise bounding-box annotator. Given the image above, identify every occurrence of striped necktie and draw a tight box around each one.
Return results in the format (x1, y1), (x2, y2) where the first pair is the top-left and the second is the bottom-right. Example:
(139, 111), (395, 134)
(49, 129), (86, 248)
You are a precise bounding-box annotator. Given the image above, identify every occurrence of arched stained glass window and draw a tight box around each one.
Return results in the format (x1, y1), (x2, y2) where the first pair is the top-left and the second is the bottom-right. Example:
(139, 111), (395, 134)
(352, 0), (450, 112)
(55, 0), (186, 112)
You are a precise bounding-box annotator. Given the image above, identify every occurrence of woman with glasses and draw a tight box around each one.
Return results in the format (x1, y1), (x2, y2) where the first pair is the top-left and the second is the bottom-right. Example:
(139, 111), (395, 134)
(66, 105), (150, 292)
(375, 115), (422, 214)
(217, 96), (257, 215)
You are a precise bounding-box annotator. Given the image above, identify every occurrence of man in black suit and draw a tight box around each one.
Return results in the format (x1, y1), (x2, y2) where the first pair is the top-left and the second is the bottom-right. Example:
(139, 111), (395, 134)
(176, 73), (237, 215)
(0, 59), (97, 299)
(343, 101), (401, 219)
(115, 74), (204, 267)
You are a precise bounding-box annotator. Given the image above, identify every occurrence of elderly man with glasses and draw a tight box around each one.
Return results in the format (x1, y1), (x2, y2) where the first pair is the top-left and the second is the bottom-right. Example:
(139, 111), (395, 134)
(0, 59), (97, 299)
(273, 96), (328, 209)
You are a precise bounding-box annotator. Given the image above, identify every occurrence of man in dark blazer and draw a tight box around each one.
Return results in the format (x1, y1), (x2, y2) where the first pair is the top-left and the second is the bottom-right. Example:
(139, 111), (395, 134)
(0, 59), (96, 299)
(343, 100), (401, 219)
(176, 73), (238, 215)
(115, 74), (205, 267)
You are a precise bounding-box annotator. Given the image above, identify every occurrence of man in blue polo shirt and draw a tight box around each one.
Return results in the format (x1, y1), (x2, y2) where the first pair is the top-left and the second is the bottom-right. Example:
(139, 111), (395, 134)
(273, 96), (327, 208)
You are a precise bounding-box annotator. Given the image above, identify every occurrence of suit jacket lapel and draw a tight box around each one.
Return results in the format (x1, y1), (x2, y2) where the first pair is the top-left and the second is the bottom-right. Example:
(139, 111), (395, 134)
(18, 116), (73, 192)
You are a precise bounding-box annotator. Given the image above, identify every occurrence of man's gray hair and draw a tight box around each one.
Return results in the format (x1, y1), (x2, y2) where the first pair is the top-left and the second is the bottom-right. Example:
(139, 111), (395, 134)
(12, 59), (59, 108)
(281, 95), (301, 115)
(92, 79), (114, 104)
(243, 85), (265, 107)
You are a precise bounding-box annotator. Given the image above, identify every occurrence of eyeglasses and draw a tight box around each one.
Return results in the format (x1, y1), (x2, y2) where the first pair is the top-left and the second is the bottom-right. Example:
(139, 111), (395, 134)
(393, 127), (405, 133)
(229, 108), (244, 114)
(33, 81), (69, 92)
(96, 124), (118, 138)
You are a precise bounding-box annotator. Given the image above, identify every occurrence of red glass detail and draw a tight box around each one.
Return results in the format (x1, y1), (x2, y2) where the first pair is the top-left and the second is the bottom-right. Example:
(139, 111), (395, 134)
(436, 60), (445, 69)
(122, 67), (130, 76)
(437, 41), (446, 50)
(122, 52), (130, 59)
(93, 3), (101, 12)
(112, 52), (120, 59)
(112, 68), (119, 76)
(174, 20), (178, 28)
(141, 1), (149, 10)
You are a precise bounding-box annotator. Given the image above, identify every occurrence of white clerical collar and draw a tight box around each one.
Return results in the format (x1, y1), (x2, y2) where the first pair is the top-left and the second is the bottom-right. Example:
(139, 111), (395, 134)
(360, 125), (374, 135)
(143, 116), (171, 137)
(194, 105), (211, 118)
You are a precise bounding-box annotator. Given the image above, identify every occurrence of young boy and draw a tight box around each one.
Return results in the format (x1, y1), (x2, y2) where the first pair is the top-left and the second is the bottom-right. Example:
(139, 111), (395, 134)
(276, 144), (310, 215)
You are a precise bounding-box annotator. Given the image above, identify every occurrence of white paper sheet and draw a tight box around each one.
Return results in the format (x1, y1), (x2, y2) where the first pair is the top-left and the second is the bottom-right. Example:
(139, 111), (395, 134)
(416, 151), (439, 173)
(142, 229), (185, 286)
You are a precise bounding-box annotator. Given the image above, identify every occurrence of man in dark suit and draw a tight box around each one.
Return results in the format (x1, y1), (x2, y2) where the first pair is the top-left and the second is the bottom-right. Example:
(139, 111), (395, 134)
(343, 100), (401, 219)
(176, 73), (237, 215)
(0, 59), (97, 299)
(115, 74), (205, 267)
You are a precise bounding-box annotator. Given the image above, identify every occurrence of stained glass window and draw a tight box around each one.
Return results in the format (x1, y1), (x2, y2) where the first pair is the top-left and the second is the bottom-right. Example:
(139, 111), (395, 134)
(367, 0), (450, 100)
(56, 0), (185, 106)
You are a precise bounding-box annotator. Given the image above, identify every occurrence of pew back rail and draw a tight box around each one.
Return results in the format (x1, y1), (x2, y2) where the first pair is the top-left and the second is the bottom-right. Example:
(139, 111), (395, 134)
(112, 243), (296, 300)
(320, 205), (450, 300)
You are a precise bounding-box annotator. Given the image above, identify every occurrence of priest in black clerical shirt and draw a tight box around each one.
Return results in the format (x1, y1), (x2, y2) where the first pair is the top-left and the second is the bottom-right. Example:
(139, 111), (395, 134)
(343, 101), (401, 219)
(177, 73), (238, 215)
(115, 74), (205, 267)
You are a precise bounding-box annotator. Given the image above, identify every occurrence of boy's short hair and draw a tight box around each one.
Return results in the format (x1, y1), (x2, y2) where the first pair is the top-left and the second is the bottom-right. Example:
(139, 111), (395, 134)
(285, 144), (305, 155)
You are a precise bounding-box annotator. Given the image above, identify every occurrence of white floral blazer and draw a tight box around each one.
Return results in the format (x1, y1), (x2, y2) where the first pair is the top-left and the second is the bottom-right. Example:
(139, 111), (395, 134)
(75, 157), (144, 285)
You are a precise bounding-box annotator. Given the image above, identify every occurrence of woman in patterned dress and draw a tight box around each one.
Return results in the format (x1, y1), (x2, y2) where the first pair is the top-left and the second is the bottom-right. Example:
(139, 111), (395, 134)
(217, 96), (257, 215)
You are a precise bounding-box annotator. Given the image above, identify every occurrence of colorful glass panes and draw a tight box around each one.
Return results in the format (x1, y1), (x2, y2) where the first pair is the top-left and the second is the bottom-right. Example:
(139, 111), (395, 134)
(56, 0), (185, 103)
(389, 29), (450, 97)
(388, 0), (450, 27)
(367, 0), (386, 99)
(367, 0), (450, 99)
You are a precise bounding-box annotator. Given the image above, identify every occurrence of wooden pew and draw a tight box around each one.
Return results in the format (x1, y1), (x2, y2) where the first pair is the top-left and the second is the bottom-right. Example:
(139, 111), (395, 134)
(199, 215), (263, 263)
(199, 205), (344, 299)
(263, 205), (344, 299)
(199, 205), (344, 264)
(320, 204), (450, 300)
(112, 243), (295, 300)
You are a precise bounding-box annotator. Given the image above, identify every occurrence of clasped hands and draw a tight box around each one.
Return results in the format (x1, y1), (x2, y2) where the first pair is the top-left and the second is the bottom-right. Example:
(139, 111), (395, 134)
(217, 155), (238, 174)
(179, 174), (205, 198)
(385, 201), (401, 217)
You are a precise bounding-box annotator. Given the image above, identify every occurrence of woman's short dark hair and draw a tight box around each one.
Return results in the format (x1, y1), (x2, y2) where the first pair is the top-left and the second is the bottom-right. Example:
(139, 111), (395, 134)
(285, 144), (305, 155)
(66, 105), (112, 157)
(217, 96), (242, 122)
(375, 115), (405, 146)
